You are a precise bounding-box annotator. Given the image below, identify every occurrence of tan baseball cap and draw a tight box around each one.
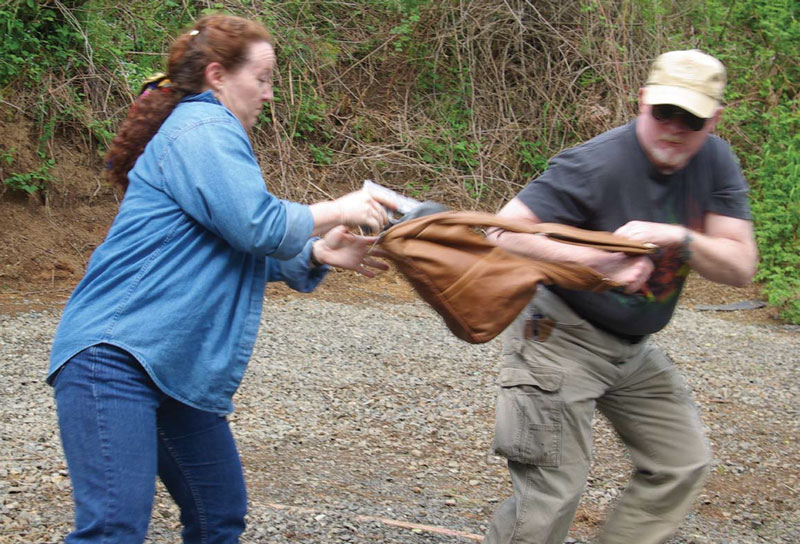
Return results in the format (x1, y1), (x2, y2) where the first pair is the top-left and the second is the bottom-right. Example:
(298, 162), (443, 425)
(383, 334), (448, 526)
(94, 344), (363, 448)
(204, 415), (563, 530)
(643, 50), (726, 119)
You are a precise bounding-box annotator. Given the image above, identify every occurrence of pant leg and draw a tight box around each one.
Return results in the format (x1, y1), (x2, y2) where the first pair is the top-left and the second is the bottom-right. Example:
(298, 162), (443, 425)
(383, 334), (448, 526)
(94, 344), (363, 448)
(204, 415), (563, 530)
(485, 458), (593, 544)
(485, 288), (627, 544)
(54, 343), (162, 543)
(597, 343), (712, 544)
(157, 399), (247, 544)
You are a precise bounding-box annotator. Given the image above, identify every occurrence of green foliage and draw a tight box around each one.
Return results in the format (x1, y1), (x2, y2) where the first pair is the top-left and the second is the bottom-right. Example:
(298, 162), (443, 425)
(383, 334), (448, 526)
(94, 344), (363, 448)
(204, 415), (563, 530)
(0, 1), (85, 84)
(688, 0), (800, 322)
(0, 1), (195, 86)
(309, 143), (333, 165)
(518, 141), (550, 180)
(418, 130), (479, 173)
(388, 0), (425, 52)
(403, 179), (431, 199)
(0, 0), (199, 169)
(283, 90), (330, 142)
(82, 3), (200, 87)
(1, 148), (54, 195)
(749, 102), (800, 322)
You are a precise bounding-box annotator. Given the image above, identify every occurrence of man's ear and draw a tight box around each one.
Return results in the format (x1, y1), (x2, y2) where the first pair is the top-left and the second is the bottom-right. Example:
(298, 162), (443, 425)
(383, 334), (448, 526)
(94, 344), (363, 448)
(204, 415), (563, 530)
(637, 87), (647, 115)
(204, 62), (226, 93)
(706, 106), (724, 133)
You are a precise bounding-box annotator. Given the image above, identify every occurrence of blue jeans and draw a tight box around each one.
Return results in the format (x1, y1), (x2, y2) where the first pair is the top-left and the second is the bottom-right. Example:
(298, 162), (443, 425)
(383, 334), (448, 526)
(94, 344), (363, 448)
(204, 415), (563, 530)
(53, 343), (247, 543)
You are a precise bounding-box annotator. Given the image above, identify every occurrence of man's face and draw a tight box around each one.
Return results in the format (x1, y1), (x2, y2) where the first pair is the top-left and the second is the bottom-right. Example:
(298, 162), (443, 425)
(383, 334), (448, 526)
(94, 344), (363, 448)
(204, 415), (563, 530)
(635, 88), (721, 174)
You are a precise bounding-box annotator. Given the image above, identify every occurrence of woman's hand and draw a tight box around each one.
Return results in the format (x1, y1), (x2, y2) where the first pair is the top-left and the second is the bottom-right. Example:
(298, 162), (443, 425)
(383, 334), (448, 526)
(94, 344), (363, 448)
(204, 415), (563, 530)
(334, 189), (394, 233)
(309, 189), (397, 235)
(311, 226), (389, 277)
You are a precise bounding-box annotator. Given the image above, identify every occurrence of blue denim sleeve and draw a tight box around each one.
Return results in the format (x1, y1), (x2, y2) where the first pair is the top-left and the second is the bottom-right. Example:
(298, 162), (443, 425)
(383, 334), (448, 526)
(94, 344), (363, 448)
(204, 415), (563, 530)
(267, 238), (329, 293)
(160, 117), (314, 259)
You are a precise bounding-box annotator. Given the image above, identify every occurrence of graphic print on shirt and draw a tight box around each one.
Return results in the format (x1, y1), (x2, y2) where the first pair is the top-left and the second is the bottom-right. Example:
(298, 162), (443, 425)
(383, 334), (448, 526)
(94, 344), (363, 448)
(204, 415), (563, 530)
(640, 247), (690, 302)
(636, 190), (702, 304)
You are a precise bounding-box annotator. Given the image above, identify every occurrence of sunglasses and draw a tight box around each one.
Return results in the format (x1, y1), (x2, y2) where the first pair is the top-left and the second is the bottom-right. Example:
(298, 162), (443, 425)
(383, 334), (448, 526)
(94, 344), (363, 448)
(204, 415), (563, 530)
(650, 104), (708, 132)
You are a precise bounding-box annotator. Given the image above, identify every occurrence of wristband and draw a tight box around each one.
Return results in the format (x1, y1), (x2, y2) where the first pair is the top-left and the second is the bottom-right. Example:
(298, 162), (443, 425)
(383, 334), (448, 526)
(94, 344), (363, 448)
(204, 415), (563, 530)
(678, 229), (694, 262)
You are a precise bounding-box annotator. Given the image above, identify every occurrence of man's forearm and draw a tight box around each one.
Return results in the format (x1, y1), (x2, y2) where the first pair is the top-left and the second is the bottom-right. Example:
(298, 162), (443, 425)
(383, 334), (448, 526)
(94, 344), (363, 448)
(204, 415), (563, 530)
(488, 229), (613, 267)
(681, 229), (757, 287)
(489, 228), (657, 293)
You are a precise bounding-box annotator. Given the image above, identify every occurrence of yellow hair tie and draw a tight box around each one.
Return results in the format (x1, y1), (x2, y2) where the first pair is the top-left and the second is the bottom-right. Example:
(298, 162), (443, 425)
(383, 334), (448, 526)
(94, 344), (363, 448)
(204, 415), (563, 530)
(138, 73), (171, 97)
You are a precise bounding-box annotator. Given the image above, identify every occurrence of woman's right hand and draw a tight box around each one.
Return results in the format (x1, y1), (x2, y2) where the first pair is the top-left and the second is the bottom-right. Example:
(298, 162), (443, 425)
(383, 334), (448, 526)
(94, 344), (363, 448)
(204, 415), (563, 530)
(309, 188), (397, 235)
(333, 189), (392, 233)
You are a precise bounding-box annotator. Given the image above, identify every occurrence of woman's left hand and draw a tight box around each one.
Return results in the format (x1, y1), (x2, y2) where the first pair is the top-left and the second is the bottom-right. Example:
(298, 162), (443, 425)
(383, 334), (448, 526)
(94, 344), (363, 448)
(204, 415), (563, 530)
(312, 226), (389, 277)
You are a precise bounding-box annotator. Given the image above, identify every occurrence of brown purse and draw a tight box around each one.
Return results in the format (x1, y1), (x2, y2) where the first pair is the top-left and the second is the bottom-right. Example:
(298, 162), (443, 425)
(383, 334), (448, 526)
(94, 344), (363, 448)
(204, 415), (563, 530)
(377, 210), (656, 344)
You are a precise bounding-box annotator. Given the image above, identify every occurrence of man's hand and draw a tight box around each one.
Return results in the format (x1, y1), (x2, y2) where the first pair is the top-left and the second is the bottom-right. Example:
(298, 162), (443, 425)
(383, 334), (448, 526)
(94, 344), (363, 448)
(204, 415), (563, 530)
(615, 216), (758, 287)
(491, 198), (657, 293)
(614, 220), (686, 247)
(592, 252), (655, 294)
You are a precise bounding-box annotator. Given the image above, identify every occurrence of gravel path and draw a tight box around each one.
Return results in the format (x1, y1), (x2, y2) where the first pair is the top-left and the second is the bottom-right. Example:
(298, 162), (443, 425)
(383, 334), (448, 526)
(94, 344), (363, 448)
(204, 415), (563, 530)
(1, 289), (798, 543)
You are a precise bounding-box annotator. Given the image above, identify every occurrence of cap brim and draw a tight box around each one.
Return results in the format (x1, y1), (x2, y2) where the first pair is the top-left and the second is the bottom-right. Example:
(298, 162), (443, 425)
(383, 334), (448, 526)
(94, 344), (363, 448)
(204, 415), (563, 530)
(643, 85), (718, 119)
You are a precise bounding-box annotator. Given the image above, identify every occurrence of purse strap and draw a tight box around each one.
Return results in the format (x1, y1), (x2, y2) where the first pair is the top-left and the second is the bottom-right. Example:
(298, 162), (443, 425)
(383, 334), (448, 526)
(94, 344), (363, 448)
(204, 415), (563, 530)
(401, 210), (657, 255)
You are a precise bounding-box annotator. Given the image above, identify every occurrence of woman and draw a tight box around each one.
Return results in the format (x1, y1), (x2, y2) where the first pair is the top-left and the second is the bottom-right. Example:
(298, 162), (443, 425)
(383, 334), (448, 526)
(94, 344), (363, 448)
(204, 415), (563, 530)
(48, 14), (393, 542)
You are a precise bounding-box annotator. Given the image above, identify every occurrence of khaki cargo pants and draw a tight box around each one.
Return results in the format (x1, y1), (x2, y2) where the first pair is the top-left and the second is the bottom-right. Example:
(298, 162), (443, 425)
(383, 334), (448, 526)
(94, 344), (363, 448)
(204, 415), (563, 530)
(484, 287), (711, 544)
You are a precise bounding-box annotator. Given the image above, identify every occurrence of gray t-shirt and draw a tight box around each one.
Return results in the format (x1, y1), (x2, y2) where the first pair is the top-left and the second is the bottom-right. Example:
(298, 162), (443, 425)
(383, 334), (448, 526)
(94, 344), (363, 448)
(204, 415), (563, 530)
(517, 120), (751, 337)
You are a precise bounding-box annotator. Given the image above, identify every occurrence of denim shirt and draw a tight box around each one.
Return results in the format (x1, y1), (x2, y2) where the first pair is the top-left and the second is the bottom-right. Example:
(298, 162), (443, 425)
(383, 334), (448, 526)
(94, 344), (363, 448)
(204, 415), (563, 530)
(48, 91), (328, 414)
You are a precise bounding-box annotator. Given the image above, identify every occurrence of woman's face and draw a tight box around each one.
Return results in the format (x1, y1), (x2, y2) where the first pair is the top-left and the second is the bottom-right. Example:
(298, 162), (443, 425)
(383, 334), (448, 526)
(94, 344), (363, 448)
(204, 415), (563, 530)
(216, 41), (275, 130)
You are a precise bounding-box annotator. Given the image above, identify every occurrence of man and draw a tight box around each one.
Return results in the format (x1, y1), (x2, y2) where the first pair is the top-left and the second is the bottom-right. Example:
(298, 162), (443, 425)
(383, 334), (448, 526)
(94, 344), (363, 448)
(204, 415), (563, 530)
(484, 50), (758, 544)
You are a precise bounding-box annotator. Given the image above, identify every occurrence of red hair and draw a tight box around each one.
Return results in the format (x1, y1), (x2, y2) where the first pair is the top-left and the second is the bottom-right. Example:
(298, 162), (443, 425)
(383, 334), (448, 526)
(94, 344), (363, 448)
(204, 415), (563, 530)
(105, 15), (273, 190)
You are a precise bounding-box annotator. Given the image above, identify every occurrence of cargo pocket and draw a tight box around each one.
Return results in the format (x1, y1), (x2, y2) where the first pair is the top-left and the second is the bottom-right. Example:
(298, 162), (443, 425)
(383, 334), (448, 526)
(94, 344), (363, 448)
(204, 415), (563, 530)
(492, 366), (563, 467)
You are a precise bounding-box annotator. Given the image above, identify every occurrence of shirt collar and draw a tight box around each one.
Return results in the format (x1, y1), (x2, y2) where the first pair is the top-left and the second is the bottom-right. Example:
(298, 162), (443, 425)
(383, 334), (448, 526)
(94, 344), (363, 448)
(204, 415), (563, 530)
(181, 90), (220, 105)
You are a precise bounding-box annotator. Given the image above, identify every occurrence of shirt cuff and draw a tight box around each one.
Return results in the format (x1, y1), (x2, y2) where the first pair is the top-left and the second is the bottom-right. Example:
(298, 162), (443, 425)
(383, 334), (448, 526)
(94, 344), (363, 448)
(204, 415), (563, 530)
(269, 237), (329, 293)
(272, 201), (315, 260)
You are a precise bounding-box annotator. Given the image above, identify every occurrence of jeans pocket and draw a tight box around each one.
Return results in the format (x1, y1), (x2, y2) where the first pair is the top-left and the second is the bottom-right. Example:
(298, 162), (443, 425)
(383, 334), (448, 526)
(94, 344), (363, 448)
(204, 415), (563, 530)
(492, 366), (563, 467)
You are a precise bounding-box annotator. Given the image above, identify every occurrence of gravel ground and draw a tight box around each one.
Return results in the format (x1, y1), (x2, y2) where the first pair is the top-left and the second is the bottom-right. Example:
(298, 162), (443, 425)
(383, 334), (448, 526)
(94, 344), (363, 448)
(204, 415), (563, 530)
(1, 286), (798, 543)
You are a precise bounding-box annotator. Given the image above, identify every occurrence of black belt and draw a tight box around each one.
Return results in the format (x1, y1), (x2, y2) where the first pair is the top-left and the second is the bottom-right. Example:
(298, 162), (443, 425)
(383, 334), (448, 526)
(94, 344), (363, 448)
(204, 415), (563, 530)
(587, 318), (646, 344)
(546, 287), (648, 344)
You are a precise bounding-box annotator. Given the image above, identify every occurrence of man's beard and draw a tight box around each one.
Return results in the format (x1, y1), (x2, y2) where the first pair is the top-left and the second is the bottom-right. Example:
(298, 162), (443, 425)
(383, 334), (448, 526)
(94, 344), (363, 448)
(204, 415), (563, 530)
(650, 139), (691, 172)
